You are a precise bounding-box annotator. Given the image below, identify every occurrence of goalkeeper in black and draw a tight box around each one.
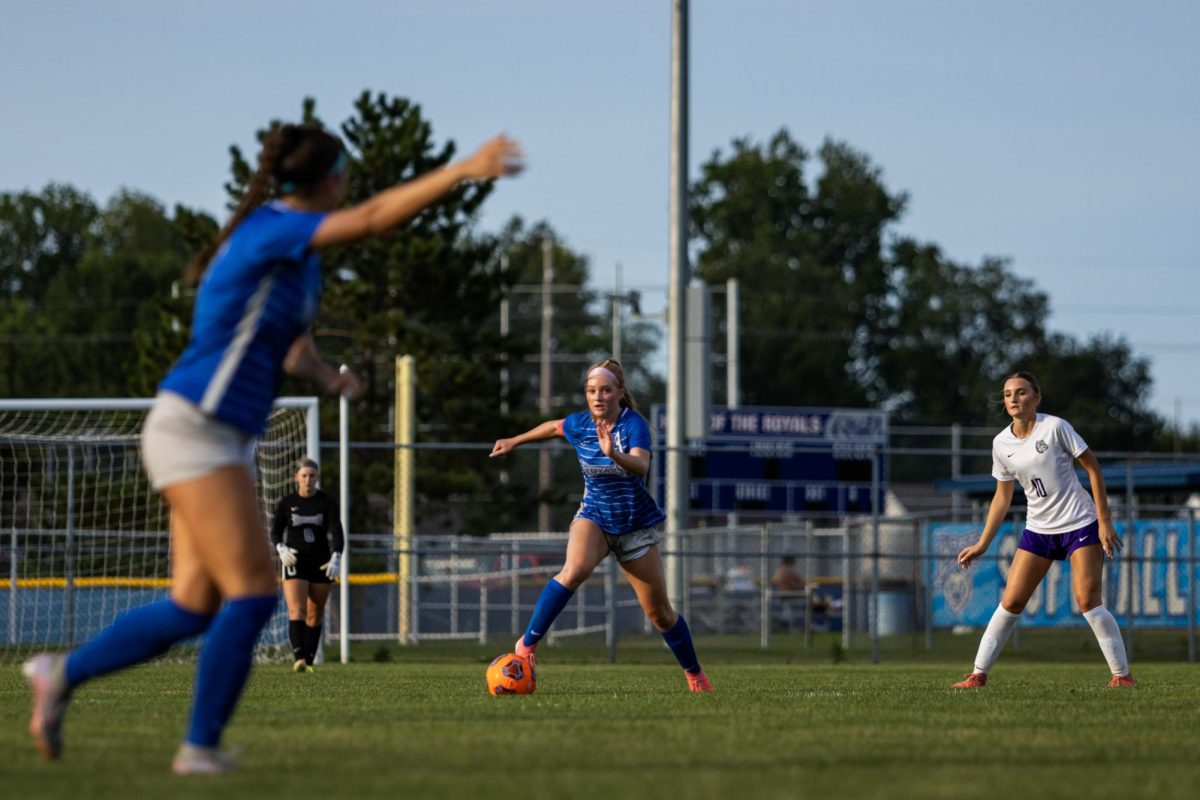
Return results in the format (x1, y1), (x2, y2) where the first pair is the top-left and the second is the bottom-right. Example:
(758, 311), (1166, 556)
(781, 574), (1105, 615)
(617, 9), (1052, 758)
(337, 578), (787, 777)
(270, 458), (344, 672)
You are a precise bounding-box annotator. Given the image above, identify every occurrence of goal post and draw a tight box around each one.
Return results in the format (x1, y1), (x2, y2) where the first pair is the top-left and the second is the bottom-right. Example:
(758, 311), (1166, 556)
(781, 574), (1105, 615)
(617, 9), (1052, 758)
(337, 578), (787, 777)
(0, 396), (319, 664)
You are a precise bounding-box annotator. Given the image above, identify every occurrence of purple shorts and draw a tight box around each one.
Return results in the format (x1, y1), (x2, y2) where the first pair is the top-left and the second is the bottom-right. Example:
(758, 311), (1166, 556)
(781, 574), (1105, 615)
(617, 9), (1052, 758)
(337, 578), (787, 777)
(1017, 520), (1100, 561)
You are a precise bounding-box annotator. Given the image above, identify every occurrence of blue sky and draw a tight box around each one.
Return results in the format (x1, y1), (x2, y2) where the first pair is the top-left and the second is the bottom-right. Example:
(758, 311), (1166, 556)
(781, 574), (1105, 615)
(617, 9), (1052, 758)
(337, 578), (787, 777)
(2, 1), (1197, 424)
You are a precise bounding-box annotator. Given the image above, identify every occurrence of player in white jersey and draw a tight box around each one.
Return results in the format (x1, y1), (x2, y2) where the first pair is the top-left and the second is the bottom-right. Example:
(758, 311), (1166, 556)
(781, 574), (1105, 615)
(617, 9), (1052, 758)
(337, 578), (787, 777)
(953, 372), (1134, 688)
(22, 124), (524, 773)
(490, 358), (711, 692)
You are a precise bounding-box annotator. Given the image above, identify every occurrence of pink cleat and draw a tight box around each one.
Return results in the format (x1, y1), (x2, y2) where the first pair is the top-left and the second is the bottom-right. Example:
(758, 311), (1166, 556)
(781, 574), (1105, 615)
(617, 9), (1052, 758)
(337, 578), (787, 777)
(1108, 673), (1136, 688)
(22, 653), (72, 760)
(514, 636), (537, 668)
(952, 672), (988, 689)
(686, 669), (713, 693)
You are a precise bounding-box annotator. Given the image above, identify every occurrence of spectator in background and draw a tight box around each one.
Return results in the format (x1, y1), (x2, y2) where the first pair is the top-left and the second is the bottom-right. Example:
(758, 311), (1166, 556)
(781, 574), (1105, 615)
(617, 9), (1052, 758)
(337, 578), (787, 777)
(771, 556), (805, 594)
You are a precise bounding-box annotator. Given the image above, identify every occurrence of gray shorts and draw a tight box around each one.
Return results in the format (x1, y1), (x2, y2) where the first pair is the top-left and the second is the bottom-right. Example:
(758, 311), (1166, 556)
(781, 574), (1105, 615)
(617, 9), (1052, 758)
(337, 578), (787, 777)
(140, 391), (255, 491)
(603, 526), (663, 563)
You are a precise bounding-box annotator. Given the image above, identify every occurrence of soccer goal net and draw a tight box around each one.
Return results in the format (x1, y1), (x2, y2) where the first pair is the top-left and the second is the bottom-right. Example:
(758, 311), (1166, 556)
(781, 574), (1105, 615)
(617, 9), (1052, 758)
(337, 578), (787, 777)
(0, 397), (318, 665)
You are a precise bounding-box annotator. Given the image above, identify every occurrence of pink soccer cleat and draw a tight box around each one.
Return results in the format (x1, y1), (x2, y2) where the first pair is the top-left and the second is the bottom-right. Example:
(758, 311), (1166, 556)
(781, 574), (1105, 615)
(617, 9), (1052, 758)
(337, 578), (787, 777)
(22, 653), (72, 760)
(686, 669), (713, 693)
(952, 672), (988, 689)
(514, 636), (537, 668)
(1108, 673), (1136, 688)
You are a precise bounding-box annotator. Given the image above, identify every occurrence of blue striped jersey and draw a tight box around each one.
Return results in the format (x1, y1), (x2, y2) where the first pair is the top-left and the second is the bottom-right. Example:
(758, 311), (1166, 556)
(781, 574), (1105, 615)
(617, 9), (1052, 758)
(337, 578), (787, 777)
(560, 407), (665, 535)
(160, 202), (326, 434)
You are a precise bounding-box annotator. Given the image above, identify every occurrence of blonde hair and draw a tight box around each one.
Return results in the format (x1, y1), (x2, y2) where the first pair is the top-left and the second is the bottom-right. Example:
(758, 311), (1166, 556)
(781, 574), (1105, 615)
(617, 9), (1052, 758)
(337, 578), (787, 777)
(585, 358), (639, 413)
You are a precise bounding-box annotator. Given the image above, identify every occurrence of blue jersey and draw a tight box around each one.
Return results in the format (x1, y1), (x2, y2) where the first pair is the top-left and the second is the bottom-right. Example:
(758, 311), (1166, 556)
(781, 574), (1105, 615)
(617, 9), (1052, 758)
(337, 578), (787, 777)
(161, 202), (326, 434)
(560, 407), (666, 535)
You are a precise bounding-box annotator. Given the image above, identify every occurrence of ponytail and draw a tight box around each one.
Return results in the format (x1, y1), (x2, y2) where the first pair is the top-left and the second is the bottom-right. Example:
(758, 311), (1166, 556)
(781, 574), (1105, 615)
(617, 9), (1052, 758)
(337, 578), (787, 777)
(185, 126), (288, 285)
(586, 357), (639, 413)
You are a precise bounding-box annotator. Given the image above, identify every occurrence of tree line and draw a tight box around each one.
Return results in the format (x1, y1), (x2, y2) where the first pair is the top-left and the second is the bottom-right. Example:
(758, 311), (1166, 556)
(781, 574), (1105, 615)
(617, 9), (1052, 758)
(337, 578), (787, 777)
(0, 93), (1172, 535)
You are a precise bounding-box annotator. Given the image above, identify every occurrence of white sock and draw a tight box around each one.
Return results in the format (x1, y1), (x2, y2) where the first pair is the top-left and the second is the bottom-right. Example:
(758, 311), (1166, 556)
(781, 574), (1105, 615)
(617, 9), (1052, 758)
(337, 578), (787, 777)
(1083, 606), (1130, 676)
(973, 606), (1020, 674)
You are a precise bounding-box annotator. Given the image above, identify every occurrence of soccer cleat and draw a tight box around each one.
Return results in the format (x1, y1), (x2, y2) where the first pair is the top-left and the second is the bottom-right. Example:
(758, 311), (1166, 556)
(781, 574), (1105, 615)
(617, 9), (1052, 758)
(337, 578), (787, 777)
(686, 668), (713, 693)
(292, 659), (307, 673)
(1108, 673), (1136, 688)
(23, 653), (72, 760)
(952, 672), (988, 689)
(514, 636), (537, 668)
(172, 743), (237, 775)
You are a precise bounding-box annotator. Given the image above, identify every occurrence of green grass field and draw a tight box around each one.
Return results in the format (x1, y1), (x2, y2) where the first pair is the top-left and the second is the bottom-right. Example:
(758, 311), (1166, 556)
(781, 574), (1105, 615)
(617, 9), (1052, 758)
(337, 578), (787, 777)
(2, 633), (1198, 799)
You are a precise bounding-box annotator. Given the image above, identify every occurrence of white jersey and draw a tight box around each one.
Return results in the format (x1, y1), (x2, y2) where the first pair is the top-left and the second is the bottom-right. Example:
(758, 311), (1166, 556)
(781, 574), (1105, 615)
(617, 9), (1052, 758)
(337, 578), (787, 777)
(991, 413), (1096, 534)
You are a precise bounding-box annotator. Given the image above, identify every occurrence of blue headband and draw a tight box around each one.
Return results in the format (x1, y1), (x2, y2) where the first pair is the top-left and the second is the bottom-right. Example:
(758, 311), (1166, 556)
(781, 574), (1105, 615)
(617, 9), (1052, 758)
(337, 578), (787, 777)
(279, 149), (348, 195)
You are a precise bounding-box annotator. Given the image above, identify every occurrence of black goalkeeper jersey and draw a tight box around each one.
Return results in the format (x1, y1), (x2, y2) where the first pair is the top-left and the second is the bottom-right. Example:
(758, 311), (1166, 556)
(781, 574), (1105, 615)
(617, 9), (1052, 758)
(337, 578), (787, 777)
(269, 490), (344, 558)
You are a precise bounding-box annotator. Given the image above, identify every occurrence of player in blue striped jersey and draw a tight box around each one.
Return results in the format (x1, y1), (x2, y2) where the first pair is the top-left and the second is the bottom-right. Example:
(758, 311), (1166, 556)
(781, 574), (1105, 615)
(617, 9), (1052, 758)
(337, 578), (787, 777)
(23, 123), (523, 773)
(490, 359), (712, 692)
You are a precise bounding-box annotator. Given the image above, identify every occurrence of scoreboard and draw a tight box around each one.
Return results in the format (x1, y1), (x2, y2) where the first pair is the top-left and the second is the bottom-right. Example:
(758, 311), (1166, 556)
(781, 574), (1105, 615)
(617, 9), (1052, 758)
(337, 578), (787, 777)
(650, 405), (888, 520)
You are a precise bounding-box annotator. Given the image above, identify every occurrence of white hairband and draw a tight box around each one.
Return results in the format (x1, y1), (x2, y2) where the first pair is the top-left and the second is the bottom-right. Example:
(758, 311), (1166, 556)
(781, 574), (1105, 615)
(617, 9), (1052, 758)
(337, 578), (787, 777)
(587, 366), (619, 385)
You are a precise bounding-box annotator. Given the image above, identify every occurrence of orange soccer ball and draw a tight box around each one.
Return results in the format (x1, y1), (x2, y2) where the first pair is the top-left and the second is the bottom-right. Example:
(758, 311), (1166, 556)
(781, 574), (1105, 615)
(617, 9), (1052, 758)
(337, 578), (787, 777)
(485, 653), (536, 696)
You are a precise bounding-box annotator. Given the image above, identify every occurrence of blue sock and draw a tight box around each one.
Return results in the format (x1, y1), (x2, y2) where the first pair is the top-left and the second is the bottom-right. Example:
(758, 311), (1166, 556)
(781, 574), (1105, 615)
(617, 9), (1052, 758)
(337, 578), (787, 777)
(522, 578), (574, 647)
(186, 595), (277, 748)
(662, 614), (701, 674)
(65, 599), (213, 687)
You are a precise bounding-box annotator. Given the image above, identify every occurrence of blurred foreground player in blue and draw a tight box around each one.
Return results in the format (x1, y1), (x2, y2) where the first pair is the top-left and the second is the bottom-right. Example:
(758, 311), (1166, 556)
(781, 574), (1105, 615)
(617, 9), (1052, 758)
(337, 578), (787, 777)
(490, 359), (712, 692)
(23, 124), (524, 773)
(953, 371), (1133, 689)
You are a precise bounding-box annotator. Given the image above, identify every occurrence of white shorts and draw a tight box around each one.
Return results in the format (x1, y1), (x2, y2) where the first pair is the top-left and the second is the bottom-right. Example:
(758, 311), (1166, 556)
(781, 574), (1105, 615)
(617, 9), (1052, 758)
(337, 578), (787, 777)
(603, 526), (662, 563)
(140, 391), (255, 491)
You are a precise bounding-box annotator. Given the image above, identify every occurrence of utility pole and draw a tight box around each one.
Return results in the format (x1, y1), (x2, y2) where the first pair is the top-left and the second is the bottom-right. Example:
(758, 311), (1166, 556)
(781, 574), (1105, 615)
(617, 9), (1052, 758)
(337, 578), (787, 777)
(499, 255), (510, 417)
(612, 262), (623, 362)
(539, 235), (554, 532)
(726, 277), (739, 409)
(499, 255), (510, 485)
(666, 0), (690, 607)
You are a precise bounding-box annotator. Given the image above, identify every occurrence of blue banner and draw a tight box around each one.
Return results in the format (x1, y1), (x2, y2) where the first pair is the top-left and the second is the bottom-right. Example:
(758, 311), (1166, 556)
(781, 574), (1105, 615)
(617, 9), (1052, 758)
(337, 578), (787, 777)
(931, 520), (1198, 628)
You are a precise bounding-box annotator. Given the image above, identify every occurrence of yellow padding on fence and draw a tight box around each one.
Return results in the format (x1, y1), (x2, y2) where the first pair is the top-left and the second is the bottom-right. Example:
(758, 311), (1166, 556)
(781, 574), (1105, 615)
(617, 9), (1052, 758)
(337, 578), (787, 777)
(7, 577), (172, 589)
(1, 574), (399, 590)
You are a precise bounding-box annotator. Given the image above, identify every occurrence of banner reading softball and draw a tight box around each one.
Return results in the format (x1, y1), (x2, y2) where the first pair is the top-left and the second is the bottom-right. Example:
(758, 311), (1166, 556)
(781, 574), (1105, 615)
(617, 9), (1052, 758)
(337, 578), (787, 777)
(931, 520), (1197, 628)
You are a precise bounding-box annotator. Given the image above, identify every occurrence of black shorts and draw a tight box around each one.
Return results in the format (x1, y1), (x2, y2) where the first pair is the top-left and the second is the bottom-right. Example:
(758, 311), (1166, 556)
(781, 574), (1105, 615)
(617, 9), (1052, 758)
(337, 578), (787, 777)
(282, 553), (333, 584)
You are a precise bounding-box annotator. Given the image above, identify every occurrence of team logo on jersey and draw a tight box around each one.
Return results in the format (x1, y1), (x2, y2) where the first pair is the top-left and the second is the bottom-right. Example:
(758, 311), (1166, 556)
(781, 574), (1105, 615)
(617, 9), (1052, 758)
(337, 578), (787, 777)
(581, 464), (627, 477)
(304, 527), (315, 544)
(1035, 440), (1049, 453)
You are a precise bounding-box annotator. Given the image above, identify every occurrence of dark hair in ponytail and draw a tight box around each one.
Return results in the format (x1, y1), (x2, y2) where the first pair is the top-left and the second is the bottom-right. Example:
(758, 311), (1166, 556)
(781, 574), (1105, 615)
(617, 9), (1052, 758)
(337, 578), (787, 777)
(185, 124), (344, 285)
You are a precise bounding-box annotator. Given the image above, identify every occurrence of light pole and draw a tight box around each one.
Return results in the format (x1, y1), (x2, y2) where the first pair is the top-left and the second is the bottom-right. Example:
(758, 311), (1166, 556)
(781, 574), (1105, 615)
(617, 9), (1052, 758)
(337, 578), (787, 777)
(666, 0), (690, 607)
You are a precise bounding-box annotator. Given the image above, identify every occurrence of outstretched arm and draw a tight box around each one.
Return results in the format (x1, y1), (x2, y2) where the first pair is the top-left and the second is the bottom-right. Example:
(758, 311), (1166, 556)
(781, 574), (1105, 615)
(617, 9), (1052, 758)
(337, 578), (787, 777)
(490, 420), (563, 458)
(958, 480), (1016, 568)
(310, 135), (523, 250)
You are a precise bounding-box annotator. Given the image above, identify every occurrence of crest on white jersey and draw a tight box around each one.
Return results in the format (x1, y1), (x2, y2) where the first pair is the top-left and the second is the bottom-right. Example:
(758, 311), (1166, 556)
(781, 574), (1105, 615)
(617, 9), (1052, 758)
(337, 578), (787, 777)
(1035, 439), (1048, 453)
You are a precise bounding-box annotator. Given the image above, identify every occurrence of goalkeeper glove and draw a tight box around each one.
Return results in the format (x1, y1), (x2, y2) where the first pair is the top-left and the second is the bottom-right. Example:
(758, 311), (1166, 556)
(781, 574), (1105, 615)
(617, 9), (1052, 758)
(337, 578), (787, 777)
(321, 551), (341, 580)
(275, 543), (298, 569)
